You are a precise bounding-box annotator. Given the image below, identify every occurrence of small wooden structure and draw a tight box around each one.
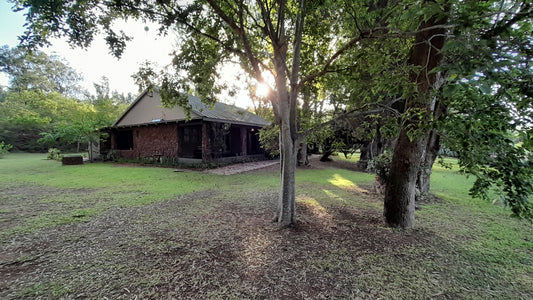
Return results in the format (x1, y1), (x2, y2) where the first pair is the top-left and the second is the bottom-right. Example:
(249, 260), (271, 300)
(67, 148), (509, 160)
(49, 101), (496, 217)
(62, 155), (83, 165)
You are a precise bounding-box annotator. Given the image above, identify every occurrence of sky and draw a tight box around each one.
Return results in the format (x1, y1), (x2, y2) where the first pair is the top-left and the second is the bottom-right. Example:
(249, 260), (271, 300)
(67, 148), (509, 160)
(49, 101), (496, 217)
(0, 1), (254, 108)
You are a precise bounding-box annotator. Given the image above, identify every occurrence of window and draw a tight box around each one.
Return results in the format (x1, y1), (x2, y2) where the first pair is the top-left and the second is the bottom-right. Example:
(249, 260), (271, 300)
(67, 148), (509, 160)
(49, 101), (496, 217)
(116, 130), (134, 150)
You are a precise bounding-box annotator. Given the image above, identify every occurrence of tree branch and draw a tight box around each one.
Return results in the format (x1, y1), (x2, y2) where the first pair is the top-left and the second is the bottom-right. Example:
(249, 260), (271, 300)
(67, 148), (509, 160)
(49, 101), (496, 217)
(297, 98), (401, 143)
(299, 31), (371, 88)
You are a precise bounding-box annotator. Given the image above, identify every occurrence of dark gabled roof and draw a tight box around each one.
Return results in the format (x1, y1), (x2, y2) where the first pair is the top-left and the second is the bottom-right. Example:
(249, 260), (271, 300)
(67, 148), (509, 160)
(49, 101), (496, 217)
(188, 96), (269, 127)
(111, 90), (269, 128)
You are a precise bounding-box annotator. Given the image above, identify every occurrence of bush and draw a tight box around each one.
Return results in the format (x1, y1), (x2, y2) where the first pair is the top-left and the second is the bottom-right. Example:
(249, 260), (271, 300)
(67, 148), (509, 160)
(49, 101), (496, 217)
(367, 150), (393, 181)
(0, 141), (13, 158)
(259, 125), (280, 157)
(47, 148), (62, 161)
(103, 150), (118, 162)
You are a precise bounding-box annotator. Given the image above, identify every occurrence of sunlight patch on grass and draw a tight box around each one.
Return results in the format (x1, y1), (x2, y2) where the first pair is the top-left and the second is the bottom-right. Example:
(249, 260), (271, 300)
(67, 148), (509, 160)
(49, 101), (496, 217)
(298, 196), (331, 216)
(327, 173), (370, 193)
(297, 168), (375, 186)
(332, 152), (361, 163)
(298, 196), (334, 229)
(297, 196), (324, 207)
(322, 189), (346, 203)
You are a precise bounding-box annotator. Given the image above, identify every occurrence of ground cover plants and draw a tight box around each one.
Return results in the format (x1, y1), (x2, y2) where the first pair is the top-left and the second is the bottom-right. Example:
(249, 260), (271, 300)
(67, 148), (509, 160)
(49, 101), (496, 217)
(0, 153), (531, 299)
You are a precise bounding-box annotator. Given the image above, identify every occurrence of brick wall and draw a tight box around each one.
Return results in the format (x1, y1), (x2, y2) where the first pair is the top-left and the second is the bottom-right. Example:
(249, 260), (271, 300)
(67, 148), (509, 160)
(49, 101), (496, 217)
(117, 123), (179, 159)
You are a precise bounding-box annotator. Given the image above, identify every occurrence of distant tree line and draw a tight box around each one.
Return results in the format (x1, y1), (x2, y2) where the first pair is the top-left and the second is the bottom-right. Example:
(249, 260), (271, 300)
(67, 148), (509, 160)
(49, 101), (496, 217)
(0, 46), (132, 153)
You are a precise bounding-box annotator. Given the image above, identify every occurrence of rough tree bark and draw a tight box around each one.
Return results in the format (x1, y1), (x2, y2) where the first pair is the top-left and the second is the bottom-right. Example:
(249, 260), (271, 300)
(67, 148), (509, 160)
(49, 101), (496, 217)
(416, 128), (440, 198)
(297, 142), (309, 166)
(383, 2), (448, 228)
(297, 89), (312, 167)
(416, 100), (447, 199)
(416, 85), (448, 200)
(320, 145), (334, 162)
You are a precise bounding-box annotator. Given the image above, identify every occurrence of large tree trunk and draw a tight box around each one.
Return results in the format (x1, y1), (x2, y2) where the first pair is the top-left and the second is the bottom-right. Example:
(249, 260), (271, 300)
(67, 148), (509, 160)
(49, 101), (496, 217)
(277, 121), (298, 226)
(297, 142), (309, 166)
(384, 129), (427, 227)
(417, 128), (440, 199)
(273, 0), (305, 226)
(417, 100), (447, 199)
(383, 2), (447, 228)
(320, 144), (334, 162)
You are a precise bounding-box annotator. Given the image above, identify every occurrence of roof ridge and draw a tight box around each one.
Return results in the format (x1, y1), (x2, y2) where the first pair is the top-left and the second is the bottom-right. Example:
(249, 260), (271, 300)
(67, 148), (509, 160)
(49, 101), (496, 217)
(112, 89), (269, 128)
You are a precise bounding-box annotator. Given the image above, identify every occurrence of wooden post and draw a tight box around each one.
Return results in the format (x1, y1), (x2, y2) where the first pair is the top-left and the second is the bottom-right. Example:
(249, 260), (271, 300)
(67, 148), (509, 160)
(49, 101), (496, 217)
(202, 122), (211, 161)
(240, 127), (247, 155)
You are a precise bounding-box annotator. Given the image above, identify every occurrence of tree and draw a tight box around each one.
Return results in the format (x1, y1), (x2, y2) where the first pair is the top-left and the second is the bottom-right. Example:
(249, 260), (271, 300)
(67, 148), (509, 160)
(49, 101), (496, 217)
(384, 0), (533, 226)
(16, 0), (396, 226)
(383, 0), (449, 228)
(16, 0), (532, 228)
(38, 76), (129, 158)
(39, 104), (109, 160)
(440, 0), (533, 219)
(0, 45), (83, 97)
(0, 80), (126, 153)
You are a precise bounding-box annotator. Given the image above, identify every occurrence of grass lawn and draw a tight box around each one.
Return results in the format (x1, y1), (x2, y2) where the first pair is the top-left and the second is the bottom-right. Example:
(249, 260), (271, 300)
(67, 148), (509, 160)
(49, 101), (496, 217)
(0, 153), (531, 299)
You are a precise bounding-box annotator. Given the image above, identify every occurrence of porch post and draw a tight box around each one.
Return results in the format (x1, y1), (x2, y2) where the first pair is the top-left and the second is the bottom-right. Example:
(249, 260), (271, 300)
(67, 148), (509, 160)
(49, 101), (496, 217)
(202, 122), (211, 161)
(240, 127), (247, 156)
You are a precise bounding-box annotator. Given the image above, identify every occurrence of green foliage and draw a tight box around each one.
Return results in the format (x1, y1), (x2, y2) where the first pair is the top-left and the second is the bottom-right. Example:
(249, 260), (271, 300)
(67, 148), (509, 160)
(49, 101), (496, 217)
(366, 150), (393, 181)
(259, 125), (280, 157)
(444, 85), (533, 219)
(12, 0), (533, 222)
(131, 61), (160, 93)
(0, 90), (55, 151)
(0, 45), (83, 97)
(0, 74), (126, 152)
(46, 148), (62, 161)
(0, 141), (13, 158)
(439, 0), (533, 219)
(103, 149), (118, 162)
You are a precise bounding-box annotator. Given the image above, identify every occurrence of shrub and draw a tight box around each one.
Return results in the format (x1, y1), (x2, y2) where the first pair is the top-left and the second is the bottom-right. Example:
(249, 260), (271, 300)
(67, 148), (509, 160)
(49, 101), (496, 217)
(0, 141), (13, 158)
(367, 150), (393, 181)
(259, 125), (280, 157)
(47, 148), (62, 161)
(103, 150), (118, 161)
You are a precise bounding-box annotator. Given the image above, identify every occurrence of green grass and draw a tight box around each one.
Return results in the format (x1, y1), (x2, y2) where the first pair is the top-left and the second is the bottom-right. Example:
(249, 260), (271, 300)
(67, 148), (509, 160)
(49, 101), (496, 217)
(0, 153), (531, 299)
(0, 154), (278, 236)
(332, 151), (362, 163)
